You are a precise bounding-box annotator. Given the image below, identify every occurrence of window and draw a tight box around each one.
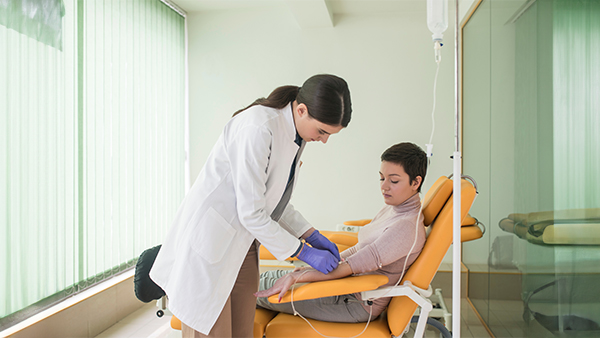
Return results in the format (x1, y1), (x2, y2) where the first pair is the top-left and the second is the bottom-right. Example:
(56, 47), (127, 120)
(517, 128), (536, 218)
(1, 0), (186, 324)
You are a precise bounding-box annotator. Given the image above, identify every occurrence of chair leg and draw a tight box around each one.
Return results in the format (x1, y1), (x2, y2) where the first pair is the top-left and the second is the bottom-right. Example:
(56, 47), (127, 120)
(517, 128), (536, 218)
(410, 317), (452, 338)
(423, 288), (452, 332)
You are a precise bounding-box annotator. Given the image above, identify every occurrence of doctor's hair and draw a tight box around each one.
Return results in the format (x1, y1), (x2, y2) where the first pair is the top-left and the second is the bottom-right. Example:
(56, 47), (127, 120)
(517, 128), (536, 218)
(381, 142), (427, 193)
(297, 74), (352, 127)
(232, 74), (352, 127)
(232, 85), (300, 117)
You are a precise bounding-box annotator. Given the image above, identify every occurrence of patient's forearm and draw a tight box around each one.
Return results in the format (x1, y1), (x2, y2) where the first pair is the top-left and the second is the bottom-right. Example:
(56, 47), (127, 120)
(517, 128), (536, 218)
(292, 262), (353, 283)
(255, 263), (354, 300)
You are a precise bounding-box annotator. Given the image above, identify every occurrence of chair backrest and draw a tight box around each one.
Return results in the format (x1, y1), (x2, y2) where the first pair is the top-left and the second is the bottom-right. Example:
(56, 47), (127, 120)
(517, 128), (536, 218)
(387, 177), (477, 336)
(421, 176), (454, 226)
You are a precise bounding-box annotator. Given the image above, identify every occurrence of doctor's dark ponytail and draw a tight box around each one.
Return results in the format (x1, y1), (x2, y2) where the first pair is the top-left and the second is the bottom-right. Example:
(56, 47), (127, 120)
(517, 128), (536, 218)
(232, 86), (300, 117)
(233, 74), (352, 128)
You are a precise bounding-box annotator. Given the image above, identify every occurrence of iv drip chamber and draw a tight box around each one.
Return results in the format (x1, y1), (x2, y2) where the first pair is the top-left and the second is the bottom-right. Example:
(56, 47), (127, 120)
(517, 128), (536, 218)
(427, 0), (448, 42)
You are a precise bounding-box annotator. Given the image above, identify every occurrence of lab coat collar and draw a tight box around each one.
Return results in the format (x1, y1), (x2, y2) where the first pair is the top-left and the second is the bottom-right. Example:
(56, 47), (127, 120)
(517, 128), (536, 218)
(282, 102), (300, 147)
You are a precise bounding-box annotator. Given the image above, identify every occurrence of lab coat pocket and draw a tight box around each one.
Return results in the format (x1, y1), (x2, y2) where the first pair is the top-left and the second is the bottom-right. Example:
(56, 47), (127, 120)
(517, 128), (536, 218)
(190, 207), (237, 264)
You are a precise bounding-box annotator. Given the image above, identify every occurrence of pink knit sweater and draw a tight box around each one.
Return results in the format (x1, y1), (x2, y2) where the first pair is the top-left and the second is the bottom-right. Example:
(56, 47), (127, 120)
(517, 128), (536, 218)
(340, 193), (426, 317)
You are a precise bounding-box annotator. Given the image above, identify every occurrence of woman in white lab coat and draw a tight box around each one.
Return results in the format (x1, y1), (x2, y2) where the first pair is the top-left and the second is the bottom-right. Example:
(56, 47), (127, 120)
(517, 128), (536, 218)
(150, 74), (352, 337)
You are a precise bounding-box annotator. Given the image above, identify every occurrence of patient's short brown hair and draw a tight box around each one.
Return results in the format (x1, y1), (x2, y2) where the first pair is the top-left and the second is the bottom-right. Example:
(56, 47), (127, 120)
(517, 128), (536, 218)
(381, 143), (427, 192)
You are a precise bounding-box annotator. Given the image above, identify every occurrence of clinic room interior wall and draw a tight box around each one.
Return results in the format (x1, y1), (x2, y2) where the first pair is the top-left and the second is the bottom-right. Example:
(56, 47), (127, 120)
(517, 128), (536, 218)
(462, 1), (600, 336)
(462, 0), (523, 269)
(186, 3), (458, 245)
(462, 0), (526, 305)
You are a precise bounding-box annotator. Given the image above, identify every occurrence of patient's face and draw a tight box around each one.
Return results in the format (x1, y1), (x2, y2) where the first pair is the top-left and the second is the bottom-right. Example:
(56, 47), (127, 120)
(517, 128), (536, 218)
(379, 161), (419, 206)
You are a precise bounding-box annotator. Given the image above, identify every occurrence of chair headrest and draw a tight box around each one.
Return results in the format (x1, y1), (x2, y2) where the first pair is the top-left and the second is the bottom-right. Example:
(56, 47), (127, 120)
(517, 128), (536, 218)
(421, 176), (453, 226)
(509, 208), (600, 226)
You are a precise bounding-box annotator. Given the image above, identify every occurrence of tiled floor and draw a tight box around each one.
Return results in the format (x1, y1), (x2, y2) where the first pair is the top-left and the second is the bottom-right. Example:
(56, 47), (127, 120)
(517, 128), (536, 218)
(95, 303), (181, 338)
(95, 298), (493, 338)
(470, 298), (600, 338)
(403, 298), (493, 338)
(95, 262), (493, 338)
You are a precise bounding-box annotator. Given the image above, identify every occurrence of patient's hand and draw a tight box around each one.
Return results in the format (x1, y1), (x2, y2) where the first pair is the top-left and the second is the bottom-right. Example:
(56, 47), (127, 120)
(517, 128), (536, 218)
(254, 271), (299, 302)
(254, 263), (352, 302)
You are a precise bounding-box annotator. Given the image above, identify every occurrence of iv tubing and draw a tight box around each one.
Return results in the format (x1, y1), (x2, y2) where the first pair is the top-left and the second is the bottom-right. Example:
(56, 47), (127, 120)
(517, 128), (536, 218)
(289, 270), (373, 338)
(288, 25), (445, 335)
(286, 5), (445, 334)
(288, 60), (441, 331)
(364, 46), (442, 315)
(451, 0), (461, 336)
(426, 60), (441, 158)
(288, 202), (423, 338)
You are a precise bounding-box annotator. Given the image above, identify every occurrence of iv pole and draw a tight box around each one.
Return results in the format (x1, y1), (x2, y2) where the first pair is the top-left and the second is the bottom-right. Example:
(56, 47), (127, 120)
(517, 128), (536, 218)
(451, 0), (461, 336)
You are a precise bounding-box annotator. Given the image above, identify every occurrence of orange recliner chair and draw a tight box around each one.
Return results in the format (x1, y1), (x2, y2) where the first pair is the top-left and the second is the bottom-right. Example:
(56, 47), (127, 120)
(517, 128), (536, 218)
(257, 175), (482, 338)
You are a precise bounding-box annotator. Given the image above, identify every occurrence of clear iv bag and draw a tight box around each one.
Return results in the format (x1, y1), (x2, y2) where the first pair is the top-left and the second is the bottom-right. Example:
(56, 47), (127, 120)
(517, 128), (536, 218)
(427, 0), (448, 42)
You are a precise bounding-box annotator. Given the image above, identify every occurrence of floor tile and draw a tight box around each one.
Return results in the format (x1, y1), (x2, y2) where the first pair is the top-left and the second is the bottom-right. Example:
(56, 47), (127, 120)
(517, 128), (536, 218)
(151, 322), (182, 338)
(95, 322), (145, 338)
(97, 295), (496, 338)
(131, 322), (170, 338)
(505, 325), (526, 338)
(469, 326), (492, 338)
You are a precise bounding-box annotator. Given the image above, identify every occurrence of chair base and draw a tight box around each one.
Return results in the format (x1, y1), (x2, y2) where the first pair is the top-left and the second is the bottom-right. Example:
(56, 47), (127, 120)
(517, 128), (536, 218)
(409, 316), (452, 338)
(264, 311), (391, 338)
(421, 288), (451, 331)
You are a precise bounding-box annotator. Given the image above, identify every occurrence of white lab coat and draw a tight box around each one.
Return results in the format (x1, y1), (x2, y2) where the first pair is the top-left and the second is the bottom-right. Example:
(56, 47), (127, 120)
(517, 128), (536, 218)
(149, 103), (312, 334)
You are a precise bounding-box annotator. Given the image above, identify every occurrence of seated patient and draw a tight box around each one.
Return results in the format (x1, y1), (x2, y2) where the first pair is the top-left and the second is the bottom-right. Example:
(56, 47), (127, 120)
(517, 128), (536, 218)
(255, 142), (428, 323)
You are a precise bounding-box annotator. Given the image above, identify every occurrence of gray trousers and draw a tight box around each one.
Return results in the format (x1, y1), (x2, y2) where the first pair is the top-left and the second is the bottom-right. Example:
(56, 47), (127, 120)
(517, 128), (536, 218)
(256, 270), (371, 323)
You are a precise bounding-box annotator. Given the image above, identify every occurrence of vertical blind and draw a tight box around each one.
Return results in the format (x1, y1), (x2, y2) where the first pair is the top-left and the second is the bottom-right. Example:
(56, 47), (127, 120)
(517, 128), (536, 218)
(514, 0), (599, 212)
(0, 0), (186, 321)
(552, 0), (600, 210)
(514, 3), (545, 213)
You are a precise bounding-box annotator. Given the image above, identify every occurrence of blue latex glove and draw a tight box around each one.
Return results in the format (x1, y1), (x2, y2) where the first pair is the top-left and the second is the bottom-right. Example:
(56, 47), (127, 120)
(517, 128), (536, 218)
(297, 244), (339, 274)
(305, 230), (341, 262)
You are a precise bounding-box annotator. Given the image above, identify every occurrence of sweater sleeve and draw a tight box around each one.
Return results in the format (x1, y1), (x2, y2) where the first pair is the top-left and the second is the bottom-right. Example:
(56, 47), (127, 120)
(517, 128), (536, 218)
(345, 221), (420, 274)
(340, 244), (359, 260)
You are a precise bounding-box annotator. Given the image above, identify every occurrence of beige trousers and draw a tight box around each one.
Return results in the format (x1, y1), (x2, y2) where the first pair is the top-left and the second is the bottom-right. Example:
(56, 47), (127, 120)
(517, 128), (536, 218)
(182, 241), (259, 338)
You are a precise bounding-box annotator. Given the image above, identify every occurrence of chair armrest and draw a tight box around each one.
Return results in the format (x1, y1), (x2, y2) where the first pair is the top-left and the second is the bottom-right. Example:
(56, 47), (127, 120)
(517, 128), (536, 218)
(260, 243), (351, 261)
(320, 230), (359, 247)
(343, 219), (372, 226)
(268, 274), (389, 304)
(461, 225), (483, 242)
(462, 214), (476, 226)
(361, 281), (432, 300)
(259, 245), (299, 261)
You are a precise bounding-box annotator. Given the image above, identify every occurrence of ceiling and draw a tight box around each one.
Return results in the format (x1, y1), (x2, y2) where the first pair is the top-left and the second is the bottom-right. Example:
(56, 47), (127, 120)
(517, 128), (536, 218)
(170, 0), (425, 15)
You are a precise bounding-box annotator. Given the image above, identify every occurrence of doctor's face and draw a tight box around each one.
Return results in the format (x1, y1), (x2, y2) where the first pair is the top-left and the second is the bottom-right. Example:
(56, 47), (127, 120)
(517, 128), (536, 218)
(294, 104), (343, 144)
(379, 161), (420, 206)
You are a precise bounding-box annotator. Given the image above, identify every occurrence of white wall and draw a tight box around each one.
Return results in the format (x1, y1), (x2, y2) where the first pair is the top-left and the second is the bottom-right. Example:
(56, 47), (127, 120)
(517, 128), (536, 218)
(186, 3), (457, 232)
(459, 0), (478, 24)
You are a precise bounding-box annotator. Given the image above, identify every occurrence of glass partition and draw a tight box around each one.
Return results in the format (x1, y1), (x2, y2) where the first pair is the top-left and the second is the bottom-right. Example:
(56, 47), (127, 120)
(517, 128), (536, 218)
(462, 0), (600, 337)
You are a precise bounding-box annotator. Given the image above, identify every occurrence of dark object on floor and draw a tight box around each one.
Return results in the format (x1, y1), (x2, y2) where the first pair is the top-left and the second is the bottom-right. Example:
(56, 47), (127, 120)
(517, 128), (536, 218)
(524, 279), (600, 334)
(134, 245), (166, 303)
